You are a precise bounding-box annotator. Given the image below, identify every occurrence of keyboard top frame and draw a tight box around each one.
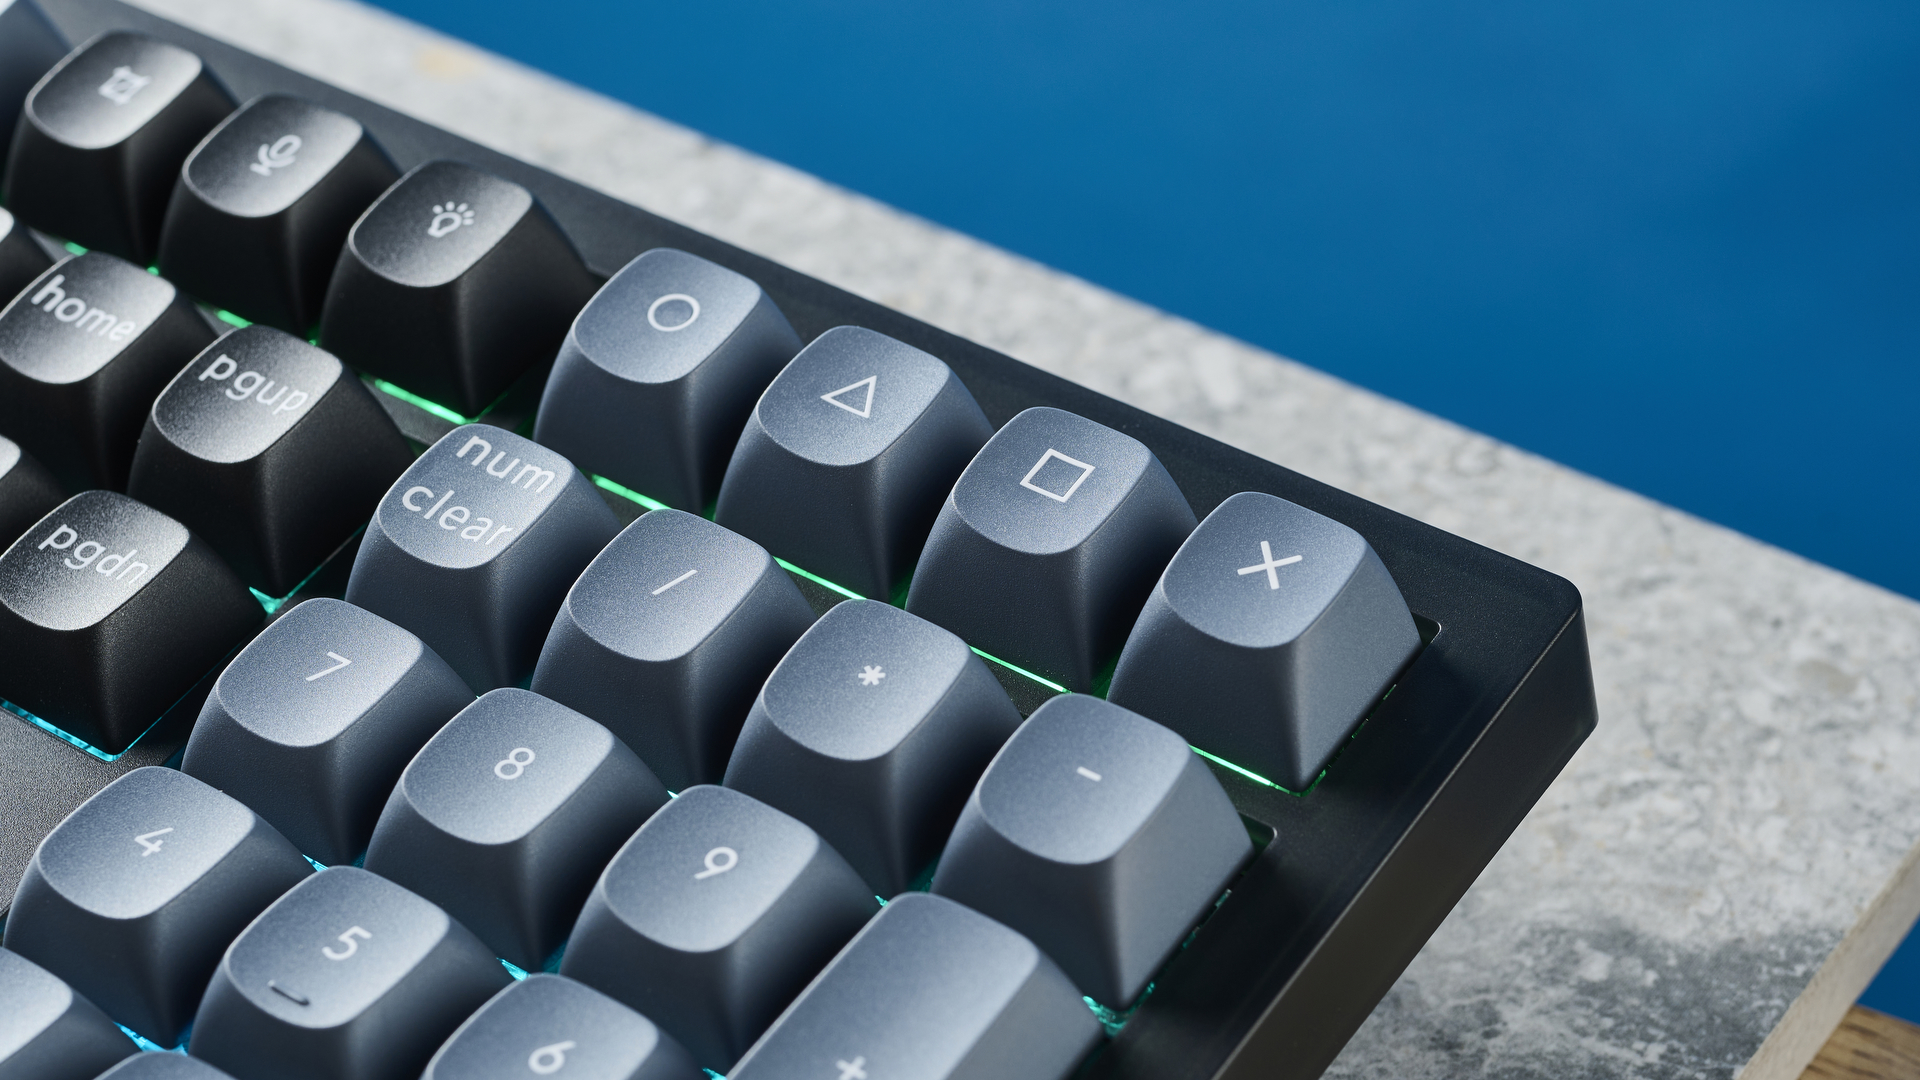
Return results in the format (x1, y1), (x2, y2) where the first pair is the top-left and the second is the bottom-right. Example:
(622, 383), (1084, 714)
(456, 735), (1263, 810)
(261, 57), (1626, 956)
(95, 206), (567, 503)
(2, 1), (1600, 1076)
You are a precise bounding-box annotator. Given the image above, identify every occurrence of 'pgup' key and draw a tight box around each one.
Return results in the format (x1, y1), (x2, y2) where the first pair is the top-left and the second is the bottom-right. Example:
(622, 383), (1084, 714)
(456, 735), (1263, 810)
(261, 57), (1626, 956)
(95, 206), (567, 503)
(128, 327), (413, 596)
(346, 424), (619, 691)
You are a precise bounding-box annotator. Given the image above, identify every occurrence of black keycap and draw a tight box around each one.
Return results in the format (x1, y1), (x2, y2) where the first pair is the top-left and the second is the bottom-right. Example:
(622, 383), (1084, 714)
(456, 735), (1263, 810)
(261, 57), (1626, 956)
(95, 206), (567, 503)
(364, 688), (670, 971)
(0, 253), (218, 491)
(723, 599), (1020, 895)
(905, 406), (1196, 692)
(561, 786), (874, 1071)
(97, 1055), (237, 1080)
(156, 94), (399, 334)
(0, 432), (63, 545)
(345, 424), (620, 691)
(423, 973), (703, 1080)
(727, 893), (1100, 1080)
(0, 948), (135, 1080)
(0, 0), (68, 172)
(0, 205), (55, 302)
(3, 32), (234, 264)
(181, 597), (474, 866)
(318, 159), (597, 416)
(0, 491), (259, 752)
(126, 326), (414, 595)
(530, 508), (815, 791)
(189, 866), (511, 1080)
(532, 248), (799, 512)
(2, 767), (313, 1046)
(929, 695), (1252, 1007)
(1108, 491), (1422, 791)
(714, 326), (993, 600)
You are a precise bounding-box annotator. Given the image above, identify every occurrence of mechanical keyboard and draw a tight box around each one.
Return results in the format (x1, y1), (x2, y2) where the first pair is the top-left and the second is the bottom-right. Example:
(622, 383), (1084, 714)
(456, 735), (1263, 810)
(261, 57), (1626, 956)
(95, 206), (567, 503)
(0, 1), (1601, 1077)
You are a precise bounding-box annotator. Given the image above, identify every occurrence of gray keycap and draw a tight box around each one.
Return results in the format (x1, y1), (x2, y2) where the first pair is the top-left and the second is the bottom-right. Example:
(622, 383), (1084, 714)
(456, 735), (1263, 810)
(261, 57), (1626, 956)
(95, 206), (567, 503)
(423, 974), (702, 1080)
(363, 688), (670, 970)
(346, 424), (619, 691)
(533, 248), (800, 512)
(0, 252), (216, 490)
(182, 597), (474, 866)
(530, 509), (814, 791)
(1108, 491), (1422, 791)
(723, 599), (1020, 895)
(0, 491), (261, 753)
(929, 695), (1252, 1006)
(0, 948), (135, 1080)
(96, 1054), (236, 1079)
(904, 406), (1196, 692)
(560, 786), (874, 1070)
(189, 866), (510, 1080)
(318, 160), (597, 416)
(714, 326), (993, 600)
(728, 893), (1099, 1080)
(2, 767), (313, 1046)
(129, 327), (414, 595)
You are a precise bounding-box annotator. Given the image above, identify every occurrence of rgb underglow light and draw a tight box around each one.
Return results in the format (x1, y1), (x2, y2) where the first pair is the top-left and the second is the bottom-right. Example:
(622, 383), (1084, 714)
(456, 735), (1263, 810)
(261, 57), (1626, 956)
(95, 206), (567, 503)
(370, 377), (472, 425)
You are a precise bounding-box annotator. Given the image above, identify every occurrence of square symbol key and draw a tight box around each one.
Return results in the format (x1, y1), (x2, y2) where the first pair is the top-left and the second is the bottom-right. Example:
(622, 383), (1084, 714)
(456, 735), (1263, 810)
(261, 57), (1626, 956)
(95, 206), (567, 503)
(1019, 448), (1096, 503)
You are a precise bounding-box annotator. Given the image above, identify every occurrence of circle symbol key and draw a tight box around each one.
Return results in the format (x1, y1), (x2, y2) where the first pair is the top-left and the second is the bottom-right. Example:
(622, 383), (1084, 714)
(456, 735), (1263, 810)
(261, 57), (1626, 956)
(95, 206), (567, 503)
(494, 747), (536, 780)
(646, 293), (700, 332)
(694, 846), (738, 880)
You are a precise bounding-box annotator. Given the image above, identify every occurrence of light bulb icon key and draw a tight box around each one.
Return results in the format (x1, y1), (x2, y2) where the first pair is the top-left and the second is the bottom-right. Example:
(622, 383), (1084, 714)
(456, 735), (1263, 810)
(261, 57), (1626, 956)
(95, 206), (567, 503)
(428, 202), (476, 238)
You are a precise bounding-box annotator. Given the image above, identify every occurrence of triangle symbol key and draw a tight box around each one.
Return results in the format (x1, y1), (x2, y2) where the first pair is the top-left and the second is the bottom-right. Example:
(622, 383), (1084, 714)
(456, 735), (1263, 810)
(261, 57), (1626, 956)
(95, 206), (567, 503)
(820, 375), (878, 419)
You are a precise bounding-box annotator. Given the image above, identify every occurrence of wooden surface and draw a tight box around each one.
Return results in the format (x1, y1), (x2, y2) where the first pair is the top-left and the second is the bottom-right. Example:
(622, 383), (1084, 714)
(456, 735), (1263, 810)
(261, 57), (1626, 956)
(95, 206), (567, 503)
(1801, 1007), (1920, 1080)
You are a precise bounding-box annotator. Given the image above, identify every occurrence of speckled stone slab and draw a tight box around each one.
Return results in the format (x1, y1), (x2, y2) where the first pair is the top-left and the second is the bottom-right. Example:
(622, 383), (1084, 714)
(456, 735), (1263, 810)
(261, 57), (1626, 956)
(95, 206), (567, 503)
(110, 0), (1920, 1074)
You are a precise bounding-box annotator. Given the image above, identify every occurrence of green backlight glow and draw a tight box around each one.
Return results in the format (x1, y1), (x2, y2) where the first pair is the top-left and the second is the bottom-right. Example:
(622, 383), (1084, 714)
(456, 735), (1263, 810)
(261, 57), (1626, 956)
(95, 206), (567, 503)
(371, 378), (472, 425)
(590, 474), (670, 512)
(775, 557), (865, 602)
(1188, 745), (1292, 792)
(968, 647), (1069, 694)
(2, 697), (161, 763)
(215, 309), (252, 329)
(62, 241), (86, 255)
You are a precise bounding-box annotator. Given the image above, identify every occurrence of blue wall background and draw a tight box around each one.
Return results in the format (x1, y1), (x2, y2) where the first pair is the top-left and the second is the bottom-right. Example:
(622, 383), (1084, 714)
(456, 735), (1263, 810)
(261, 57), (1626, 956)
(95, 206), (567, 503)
(367, 0), (1920, 1017)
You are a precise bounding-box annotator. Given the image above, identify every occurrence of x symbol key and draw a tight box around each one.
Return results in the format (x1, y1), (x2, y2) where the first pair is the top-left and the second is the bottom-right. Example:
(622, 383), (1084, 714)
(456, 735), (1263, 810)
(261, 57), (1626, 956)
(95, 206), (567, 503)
(1236, 540), (1302, 590)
